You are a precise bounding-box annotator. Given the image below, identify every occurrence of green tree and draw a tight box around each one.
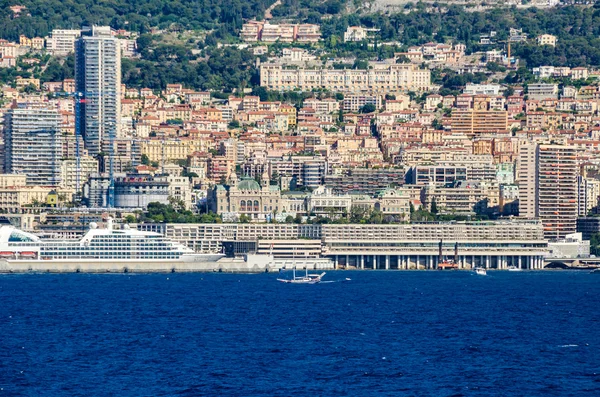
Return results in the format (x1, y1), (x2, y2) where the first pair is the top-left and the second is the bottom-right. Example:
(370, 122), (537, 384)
(431, 198), (439, 215)
(359, 103), (377, 113)
(239, 214), (251, 223)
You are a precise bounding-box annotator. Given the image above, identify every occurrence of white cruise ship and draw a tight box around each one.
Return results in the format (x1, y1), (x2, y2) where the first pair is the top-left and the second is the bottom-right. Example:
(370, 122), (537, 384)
(0, 219), (224, 270)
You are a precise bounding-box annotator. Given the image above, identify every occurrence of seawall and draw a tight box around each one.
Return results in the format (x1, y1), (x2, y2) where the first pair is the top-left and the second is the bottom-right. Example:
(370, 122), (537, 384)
(0, 257), (335, 274)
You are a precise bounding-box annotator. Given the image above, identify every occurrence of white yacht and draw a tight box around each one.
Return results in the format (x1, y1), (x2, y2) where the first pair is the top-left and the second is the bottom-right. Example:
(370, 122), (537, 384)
(474, 267), (487, 276)
(0, 219), (223, 269)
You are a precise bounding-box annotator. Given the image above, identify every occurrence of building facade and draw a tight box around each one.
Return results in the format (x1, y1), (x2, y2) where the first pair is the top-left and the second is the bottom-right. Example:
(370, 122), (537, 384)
(75, 26), (121, 155)
(518, 143), (578, 240)
(4, 106), (62, 186)
(143, 221), (548, 270)
(260, 63), (431, 94)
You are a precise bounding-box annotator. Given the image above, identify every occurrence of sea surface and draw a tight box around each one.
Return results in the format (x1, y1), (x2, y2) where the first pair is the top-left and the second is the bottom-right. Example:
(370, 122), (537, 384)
(0, 270), (599, 396)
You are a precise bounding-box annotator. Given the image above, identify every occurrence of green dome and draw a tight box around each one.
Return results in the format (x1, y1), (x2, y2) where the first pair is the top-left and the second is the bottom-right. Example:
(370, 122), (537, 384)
(238, 178), (261, 191)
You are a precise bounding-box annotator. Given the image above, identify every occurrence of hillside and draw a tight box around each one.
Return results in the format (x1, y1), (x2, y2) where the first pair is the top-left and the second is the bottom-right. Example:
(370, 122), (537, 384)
(0, 0), (277, 40)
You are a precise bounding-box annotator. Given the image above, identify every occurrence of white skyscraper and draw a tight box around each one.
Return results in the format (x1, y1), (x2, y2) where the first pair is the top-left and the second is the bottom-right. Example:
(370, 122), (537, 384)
(75, 26), (121, 156)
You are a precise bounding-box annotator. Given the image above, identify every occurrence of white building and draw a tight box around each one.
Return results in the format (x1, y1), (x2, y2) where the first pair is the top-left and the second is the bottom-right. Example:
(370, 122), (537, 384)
(46, 29), (82, 55)
(344, 26), (379, 42)
(464, 83), (502, 96)
(4, 105), (63, 187)
(75, 26), (121, 156)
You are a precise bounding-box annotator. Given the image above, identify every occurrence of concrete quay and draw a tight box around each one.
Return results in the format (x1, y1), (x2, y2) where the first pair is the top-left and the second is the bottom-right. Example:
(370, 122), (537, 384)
(0, 255), (334, 274)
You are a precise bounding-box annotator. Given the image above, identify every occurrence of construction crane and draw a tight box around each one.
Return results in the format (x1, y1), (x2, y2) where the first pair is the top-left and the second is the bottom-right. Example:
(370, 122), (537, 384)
(53, 90), (116, 207)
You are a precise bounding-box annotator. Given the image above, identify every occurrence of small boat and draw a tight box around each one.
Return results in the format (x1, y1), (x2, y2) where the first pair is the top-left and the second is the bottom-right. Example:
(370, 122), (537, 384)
(438, 260), (458, 270)
(437, 240), (459, 270)
(590, 268), (600, 274)
(474, 267), (487, 276)
(277, 267), (326, 284)
(507, 266), (522, 272)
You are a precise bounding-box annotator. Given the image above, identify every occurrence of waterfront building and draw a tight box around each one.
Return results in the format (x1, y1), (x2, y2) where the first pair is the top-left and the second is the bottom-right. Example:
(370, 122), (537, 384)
(143, 221), (548, 270)
(75, 26), (121, 155)
(4, 106), (62, 186)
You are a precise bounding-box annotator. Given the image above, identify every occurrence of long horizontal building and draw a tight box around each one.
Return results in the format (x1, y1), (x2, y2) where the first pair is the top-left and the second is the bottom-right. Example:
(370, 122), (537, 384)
(260, 63), (431, 94)
(139, 221), (548, 270)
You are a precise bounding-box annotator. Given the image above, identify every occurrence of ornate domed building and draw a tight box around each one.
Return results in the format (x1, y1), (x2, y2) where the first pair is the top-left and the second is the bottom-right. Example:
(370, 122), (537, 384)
(208, 170), (281, 221)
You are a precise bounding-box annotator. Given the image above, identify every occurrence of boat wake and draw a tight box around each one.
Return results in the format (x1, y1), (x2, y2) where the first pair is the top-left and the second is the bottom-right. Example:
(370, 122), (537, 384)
(319, 278), (351, 284)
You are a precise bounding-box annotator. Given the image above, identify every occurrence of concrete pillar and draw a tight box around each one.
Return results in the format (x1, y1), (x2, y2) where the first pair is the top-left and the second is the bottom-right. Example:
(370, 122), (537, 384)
(360, 255), (364, 270)
(385, 255), (390, 270)
(346, 255), (350, 269)
(373, 255), (377, 270)
(416, 255), (420, 270)
(334, 255), (338, 269)
(518, 256), (522, 270)
(485, 256), (490, 269)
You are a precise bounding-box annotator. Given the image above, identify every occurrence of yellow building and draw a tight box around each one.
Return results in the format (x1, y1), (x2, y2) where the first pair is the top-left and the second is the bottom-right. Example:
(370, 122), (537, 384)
(279, 105), (297, 127)
(140, 138), (209, 162)
(0, 186), (73, 213)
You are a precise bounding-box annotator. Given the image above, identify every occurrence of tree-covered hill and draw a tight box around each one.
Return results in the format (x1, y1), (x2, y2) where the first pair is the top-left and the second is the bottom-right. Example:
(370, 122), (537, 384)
(322, 4), (600, 67)
(0, 0), (276, 40)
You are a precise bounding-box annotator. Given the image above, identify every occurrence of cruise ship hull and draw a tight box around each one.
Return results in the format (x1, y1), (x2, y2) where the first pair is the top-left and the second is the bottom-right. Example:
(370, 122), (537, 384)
(0, 255), (227, 273)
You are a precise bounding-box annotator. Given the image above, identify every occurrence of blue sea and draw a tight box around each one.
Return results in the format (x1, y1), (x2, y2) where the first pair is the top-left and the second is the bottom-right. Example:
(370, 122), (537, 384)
(1, 271), (599, 396)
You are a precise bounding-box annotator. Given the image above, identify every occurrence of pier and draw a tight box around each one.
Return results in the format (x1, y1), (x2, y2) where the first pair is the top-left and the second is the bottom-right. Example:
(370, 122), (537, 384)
(330, 253), (546, 270)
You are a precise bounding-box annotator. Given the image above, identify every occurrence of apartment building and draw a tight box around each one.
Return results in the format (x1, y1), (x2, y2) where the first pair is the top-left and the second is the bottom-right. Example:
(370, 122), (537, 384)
(342, 95), (382, 112)
(518, 143), (578, 239)
(450, 109), (508, 136)
(4, 106), (63, 186)
(528, 83), (558, 100)
(240, 21), (320, 43)
(75, 26), (121, 155)
(324, 167), (405, 195)
(46, 29), (82, 55)
(260, 63), (431, 93)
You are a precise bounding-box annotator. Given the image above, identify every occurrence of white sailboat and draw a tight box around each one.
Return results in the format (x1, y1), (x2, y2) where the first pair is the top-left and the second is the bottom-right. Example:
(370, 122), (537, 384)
(277, 267), (326, 284)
